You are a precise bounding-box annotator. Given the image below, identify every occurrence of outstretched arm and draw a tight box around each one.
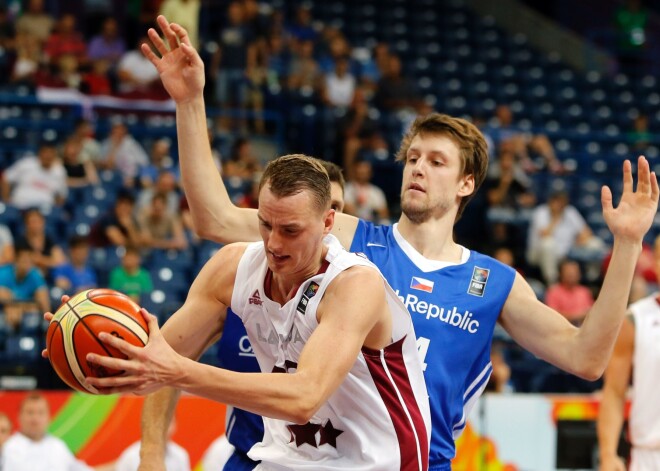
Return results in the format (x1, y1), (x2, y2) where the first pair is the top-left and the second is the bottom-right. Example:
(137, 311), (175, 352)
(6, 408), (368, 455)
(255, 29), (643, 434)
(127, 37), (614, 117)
(144, 16), (359, 248)
(597, 316), (633, 471)
(501, 156), (658, 379)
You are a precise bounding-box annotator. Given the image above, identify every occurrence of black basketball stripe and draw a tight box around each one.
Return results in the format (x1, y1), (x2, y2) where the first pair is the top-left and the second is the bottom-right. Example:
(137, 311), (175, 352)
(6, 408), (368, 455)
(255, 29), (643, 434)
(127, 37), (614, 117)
(79, 312), (147, 346)
(67, 300), (116, 359)
(49, 321), (86, 391)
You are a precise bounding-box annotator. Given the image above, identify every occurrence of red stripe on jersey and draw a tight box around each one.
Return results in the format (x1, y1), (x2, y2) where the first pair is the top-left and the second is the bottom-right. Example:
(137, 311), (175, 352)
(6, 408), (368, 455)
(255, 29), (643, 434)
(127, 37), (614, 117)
(363, 336), (429, 471)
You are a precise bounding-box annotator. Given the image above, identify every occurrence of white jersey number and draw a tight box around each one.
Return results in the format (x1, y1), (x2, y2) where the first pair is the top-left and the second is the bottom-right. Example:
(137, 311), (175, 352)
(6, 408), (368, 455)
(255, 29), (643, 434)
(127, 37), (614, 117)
(416, 336), (430, 372)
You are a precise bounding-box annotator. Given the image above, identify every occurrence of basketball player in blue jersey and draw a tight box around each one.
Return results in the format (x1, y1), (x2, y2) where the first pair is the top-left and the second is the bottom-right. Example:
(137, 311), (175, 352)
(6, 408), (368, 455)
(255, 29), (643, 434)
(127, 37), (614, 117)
(141, 16), (660, 470)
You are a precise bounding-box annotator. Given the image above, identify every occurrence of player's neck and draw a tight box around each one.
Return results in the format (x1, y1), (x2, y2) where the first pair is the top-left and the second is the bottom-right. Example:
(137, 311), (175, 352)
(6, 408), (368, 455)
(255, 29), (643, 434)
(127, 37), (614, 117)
(397, 215), (461, 262)
(268, 247), (329, 304)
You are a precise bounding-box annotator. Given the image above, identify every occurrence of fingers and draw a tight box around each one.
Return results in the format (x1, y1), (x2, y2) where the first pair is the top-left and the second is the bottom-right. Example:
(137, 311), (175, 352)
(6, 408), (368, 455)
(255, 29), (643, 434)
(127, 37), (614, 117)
(622, 159), (633, 194)
(157, 15), (180, 51)
(601, 185), (613, 213)
(170, 22), (192, 47)
(43, 312), (54, 322)
(651, 171), (659, 202)
(140, 308), (160, 333)
(41, 348), (49, 359)
(86, 350), (134, 371)
(141, 42), (160, 66)
(86, 373), (140, 389)
(60, 295), (70, 303)
(97, 331), (142, 357)
(148, 27), (169, 57)
(635, 155), (651, 195)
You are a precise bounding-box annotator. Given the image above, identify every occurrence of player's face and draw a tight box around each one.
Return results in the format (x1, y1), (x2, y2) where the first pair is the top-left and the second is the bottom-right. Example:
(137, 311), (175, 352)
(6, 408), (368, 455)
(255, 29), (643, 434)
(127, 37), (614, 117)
(258, 185), (333, 279)
(19, 398), (50, 441)
(400, 133), (474, 224)
(330, 181), (345, 213)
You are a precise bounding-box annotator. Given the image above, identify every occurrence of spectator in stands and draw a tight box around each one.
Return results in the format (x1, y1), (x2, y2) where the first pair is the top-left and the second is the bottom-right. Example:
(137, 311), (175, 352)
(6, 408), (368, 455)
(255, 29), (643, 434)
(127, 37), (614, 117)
(138, 193), (188, 252)
(526, 190), (606, 284)
(90, 191), (142, 249)
(343, 159), (389, 223)
(136, 170), (180, 216)
(485, 341), (512, 393)
(0, 392), (111, 471)
(10, 33), (42, 87)
(62, 136), (99, 188)
(159, 0), (201, 49)
(211, 1), (256, 131)
(0, 243), (49, 330)
(17, 208), (66, 277)
(491, 104), (563, 174)
(52, 235), (97, 295)
(1, 142), (68, 210)
(117, 36), (164, 99)
(109, 245), (153, 304)
(81, 59), (112, 96)
(69, 119), (102, 164)
(336, 88), (387, 176)
(286, 4), (317, 43)
(44, 14), (87, 66)
(322, 55), (356, 109)
(615, 0), (649, 75)
(373, 54), (422, 113)
(286, 38), (321, 94)
(0, 224), (15, 266)
(544, 259), (594, 325)
(99, 121), (149, 188)
(138, 139), (176, 189)
(221, 137), (261, 180)
(0, 6), (16, 80)
(15, 0), (55, 43)
(484, 143), (537, 221)
(628, 113), (652, 151)
(87, 17), (126, 64)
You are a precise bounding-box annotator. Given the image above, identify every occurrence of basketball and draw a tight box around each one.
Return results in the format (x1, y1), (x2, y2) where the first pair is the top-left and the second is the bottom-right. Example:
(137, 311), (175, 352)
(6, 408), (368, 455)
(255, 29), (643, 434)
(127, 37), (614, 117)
(46, 288), (150, 394)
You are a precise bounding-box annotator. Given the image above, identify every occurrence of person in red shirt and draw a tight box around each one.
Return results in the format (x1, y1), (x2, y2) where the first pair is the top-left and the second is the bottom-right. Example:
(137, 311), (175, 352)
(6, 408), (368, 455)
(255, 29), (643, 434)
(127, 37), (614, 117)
(545, 259), (594, 325)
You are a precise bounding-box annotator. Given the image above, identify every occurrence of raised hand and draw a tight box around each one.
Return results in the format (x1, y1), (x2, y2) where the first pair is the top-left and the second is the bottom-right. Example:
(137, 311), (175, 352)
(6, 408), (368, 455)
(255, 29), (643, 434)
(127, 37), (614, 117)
(85, 309), (185, 395)
(602, 156), (659, 243)
(142, 15), (205, 104)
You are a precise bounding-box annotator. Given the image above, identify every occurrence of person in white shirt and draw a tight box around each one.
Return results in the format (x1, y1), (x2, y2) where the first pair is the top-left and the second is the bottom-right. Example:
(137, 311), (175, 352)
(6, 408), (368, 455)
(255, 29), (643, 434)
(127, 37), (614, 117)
(1, 393), (93, 471)
(115, 416), (190, 471)
(1, 143), (68, 210)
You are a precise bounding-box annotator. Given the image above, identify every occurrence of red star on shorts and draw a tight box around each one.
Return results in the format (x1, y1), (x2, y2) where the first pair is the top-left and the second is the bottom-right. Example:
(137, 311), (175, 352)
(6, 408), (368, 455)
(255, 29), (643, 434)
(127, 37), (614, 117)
(318, 419), (344, 448)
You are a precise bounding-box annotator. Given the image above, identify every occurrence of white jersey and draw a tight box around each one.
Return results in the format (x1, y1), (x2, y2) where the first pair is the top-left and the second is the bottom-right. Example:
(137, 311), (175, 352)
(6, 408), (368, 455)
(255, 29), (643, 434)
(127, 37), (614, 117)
(115, 440), (191, 471)
(1, 433), (92, 471)
(230, 235), (431, 471)
(629, 294), (660, 451)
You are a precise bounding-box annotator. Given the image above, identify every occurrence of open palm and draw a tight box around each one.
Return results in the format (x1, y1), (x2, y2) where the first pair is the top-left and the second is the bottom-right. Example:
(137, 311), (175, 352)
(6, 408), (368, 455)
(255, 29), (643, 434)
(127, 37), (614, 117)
(142, 15), (205, 103)
(602, 156), (659, 242)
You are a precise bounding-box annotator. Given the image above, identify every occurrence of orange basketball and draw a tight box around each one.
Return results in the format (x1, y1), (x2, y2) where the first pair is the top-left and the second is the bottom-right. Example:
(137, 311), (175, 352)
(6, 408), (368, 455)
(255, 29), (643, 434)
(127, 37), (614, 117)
(46, 288), (149, 394)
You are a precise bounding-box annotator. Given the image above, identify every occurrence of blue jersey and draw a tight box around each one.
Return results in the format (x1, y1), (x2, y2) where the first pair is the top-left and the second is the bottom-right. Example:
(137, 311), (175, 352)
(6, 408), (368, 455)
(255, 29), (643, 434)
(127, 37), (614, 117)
(350, 221), (515, 467)
(216, 308), (264, 469)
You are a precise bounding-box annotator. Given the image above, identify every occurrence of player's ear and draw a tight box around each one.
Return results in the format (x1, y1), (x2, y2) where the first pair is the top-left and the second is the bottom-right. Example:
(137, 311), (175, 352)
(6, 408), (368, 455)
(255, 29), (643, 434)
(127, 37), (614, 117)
(457, 173), (475, 198)
(323, 208), (335, 236)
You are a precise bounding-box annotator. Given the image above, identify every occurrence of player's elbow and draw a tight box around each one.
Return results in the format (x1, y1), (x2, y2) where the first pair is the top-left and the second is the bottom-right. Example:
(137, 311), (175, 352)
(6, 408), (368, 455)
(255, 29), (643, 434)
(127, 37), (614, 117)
(573, 360), (605, 382)
(286, 380), (325, 424)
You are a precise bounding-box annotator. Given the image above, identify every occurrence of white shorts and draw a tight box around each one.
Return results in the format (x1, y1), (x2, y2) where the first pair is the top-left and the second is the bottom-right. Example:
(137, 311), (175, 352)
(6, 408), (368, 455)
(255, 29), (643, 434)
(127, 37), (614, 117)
(631, 448), (660, 471)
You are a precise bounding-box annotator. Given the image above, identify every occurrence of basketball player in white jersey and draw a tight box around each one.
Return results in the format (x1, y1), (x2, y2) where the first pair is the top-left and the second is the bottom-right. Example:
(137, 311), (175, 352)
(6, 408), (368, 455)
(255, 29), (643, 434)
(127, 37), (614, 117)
(81, 155), (431, 470)
(597, 234), (660, 471)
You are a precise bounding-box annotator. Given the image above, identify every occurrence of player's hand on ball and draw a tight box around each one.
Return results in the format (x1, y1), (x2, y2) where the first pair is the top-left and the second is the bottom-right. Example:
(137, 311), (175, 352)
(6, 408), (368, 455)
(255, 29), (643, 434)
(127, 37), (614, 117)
(85, 308), (185, 396)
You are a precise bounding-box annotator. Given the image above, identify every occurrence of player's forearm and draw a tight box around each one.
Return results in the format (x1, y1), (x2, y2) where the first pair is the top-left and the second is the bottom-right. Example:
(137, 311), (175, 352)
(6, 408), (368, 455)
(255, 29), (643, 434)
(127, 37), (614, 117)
(139, 388), (181, 459)
(576, 239), (640, 377)
(176, 98), (260, 243)
(597, 388), (626, 461)
(175, 358), (319, 424)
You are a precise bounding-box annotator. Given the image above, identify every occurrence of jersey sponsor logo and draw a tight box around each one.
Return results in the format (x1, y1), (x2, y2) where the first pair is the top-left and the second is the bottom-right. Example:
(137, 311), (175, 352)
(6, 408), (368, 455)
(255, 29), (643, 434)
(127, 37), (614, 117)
(395, 290), (480, 333)
(366, 242), (387, 248)
(468, 267), (489, 297)
(410, 276), (434, 293)
(249, 289), (263, 305)
(297, 281), (320, 315)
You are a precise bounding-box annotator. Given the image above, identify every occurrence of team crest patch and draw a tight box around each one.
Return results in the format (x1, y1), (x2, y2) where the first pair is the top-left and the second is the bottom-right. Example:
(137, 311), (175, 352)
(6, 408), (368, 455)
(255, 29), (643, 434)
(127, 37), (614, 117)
(410, 276), (434, 293)
(468, 267), (489, 297)
(297, 282), (320, 315)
